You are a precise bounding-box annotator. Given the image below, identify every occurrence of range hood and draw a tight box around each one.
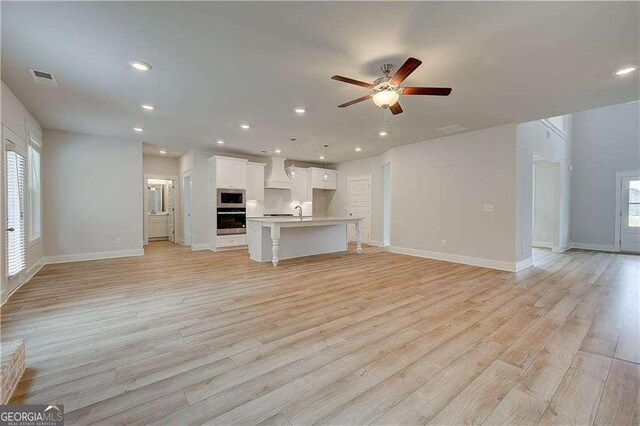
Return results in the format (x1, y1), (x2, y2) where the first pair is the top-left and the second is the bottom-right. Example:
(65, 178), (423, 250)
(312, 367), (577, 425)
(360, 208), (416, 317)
(264, 157), (292, 189)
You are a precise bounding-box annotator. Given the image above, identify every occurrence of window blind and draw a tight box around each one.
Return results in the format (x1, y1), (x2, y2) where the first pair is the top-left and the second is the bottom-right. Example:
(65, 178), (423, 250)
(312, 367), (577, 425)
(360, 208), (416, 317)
(7, 150), (26, 277)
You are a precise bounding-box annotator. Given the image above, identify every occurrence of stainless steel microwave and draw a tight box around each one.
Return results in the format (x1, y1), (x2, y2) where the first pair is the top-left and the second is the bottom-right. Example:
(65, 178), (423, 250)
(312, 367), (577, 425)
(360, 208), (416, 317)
(217, 189), (245, 208)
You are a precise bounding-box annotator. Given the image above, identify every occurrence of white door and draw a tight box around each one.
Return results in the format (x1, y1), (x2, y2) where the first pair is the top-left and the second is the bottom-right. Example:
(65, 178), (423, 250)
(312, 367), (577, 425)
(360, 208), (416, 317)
(183, 174), (192, 246)
(168, 182), (175, 243)
(621, 175), (640, 252)
(4, 141), (27, 295)
(348, 176), (371, 243)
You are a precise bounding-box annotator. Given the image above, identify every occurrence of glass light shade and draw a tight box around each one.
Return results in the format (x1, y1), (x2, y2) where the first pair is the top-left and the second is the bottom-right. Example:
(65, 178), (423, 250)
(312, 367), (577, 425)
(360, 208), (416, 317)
(372, 90), (400, 108)
(289, 165), (297, 179)
(323, 172), (329, 182)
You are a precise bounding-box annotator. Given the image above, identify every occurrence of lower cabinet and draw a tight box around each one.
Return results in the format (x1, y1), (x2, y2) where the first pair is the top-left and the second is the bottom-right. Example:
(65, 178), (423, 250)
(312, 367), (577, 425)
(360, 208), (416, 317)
(216, 234), (247, 248)
(148, 215), (169, 238)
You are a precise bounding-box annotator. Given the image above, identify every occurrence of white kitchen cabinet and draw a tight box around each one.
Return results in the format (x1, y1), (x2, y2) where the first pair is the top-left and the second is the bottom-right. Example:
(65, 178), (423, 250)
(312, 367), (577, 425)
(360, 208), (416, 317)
(310, 167), (337, 190)
(216, 234), (247, 248)
(246, 162), (265, 201)
(287, 167), (312, 203)
(214, 156), (247, 189)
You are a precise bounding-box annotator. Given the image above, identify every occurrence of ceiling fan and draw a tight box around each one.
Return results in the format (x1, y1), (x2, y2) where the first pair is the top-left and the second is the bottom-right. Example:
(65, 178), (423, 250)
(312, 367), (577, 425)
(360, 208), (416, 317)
(331, 57), (452, 115)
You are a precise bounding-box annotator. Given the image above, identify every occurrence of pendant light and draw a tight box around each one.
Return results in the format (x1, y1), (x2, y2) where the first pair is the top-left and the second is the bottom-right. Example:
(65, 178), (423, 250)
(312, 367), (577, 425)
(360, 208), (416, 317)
(289, 138), (297, 179)
(322, 144), (329, 182)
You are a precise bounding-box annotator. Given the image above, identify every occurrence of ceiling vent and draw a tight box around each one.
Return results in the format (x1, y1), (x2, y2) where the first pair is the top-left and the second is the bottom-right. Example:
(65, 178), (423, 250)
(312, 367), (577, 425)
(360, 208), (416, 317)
(437, 124), (468, 135)
(28, 68), (57, 86)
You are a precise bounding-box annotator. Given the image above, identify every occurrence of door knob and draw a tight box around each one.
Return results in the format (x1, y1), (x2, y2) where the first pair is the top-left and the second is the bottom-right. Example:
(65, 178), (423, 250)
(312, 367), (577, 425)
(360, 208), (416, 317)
(7, 227), (15, 232)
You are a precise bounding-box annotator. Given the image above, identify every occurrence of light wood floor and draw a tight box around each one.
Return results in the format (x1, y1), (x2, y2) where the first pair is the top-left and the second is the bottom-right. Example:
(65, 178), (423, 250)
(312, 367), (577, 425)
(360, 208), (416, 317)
(1, 242), (638, 425)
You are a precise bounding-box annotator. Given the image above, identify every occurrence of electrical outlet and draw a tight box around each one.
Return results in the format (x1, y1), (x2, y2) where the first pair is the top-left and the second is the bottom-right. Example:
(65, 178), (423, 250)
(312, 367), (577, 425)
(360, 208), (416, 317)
(542, 232), (547, 238)
(441, 240), (446, 247)
(483, 204), (495, 212)
(116, 238), (122, 245)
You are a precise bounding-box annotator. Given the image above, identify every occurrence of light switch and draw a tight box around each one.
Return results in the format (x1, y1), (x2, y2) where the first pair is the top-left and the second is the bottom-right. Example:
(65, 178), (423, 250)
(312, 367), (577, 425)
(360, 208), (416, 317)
(483, 204), (495, 212)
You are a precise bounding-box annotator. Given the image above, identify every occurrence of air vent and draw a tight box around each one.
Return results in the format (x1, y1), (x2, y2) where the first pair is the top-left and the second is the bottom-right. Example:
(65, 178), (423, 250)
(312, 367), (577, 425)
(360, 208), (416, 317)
(437, 124), (468, 135)
(28, 68), (57, 86)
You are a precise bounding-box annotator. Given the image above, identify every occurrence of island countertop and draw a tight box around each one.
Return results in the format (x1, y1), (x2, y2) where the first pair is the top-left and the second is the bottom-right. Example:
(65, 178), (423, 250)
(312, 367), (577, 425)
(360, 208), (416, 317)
(247, 216), (363, 224)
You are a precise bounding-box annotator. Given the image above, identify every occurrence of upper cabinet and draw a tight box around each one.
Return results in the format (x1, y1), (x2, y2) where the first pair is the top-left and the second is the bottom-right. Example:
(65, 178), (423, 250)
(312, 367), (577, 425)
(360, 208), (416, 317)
(246, 162), (265, 201)
(288, 167), (312, 203)
(212, 156), (247, 189)
(309, 167), (337, 190)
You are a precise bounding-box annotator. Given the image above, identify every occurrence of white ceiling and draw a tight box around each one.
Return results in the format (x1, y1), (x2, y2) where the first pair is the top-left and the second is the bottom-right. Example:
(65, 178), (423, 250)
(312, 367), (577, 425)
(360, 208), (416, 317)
(2, 2), (638, 163)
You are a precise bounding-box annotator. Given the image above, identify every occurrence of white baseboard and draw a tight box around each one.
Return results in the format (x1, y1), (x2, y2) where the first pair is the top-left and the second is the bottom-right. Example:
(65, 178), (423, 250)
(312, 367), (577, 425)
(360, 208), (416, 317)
(388, 246), (520, 272)
(515, 257), (534, 272)
(44, 249), (144, 264)
(553, 242), (573, 253)
(532, 241), (553, 249)
(571, 242), (619, 253)
(191, 243), (212, 251)
(367, 240), (385, 248)
(176, 237), (185, 246)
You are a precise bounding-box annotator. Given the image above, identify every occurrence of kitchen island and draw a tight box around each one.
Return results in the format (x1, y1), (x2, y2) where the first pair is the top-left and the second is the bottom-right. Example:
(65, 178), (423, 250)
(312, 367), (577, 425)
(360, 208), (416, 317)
(247, 217), (364, 266)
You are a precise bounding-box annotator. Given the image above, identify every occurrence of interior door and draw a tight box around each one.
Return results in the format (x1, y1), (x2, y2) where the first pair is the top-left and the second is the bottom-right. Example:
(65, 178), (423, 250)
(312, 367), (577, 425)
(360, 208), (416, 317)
(168, 182), (175, 243)
(621, 175), (640, 252)
(4, 139), (27, 295)
(348, 176), (371, 243)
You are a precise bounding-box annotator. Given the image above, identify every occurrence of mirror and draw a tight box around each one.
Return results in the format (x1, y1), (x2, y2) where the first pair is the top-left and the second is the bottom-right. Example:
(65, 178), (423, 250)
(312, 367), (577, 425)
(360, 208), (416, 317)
(147, 184), (165, 214)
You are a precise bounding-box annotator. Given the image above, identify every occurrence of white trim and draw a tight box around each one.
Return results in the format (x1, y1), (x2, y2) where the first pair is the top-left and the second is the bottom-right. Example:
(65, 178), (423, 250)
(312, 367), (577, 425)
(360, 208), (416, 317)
(176, 237), (185, 246)
(44, 249), (144, 264)
(190, 243), (212, 251)
(515, 257), (534, 272)
(553, 242), (573, 253)
(388, 246), (521, 272)
(615, 170), (640, 253)
(367, 240), (385, 248)
(571, 242), (619, 253)
(532, 241), (553, 249)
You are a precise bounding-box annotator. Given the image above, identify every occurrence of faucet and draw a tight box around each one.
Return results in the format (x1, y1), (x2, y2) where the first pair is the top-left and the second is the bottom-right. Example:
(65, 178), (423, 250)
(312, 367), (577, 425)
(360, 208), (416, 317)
(294, 205), (303, 219)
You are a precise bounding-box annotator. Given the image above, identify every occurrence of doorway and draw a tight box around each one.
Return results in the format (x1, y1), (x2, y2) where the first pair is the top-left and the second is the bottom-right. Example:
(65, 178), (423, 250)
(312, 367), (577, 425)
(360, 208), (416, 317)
(347, 175), (371, 243)
(183, 173), (193, 247)
(143, 174), (177, 245)
(616, 171), (640, 253)
(532, 157), (561, 251)
(2, 126), (27, 300)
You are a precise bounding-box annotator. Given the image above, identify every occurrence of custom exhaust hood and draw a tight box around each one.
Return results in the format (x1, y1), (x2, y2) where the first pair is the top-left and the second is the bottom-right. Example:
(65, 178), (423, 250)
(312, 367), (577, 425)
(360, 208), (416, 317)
(264, 157), (292, 189)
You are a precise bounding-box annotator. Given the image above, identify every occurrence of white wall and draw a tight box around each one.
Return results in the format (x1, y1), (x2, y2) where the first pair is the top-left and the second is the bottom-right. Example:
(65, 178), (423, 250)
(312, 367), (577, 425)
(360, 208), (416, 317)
(143, 154), (179, 175)
(43, 129), (143, 259)
(533, 161), (559, 246)
(330, 124), (521, 269)
(1, 81), (44, 302)
(571, 101), (640, 248)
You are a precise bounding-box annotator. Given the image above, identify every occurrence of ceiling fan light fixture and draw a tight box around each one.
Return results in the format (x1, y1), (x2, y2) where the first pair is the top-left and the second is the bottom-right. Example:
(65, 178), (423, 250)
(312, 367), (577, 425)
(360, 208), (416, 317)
(372, 90), (400, 108)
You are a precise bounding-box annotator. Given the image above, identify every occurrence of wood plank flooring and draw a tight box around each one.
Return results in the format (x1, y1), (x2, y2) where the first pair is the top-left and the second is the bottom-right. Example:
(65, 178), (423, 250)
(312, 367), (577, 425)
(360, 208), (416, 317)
(1, 242), (638, 425)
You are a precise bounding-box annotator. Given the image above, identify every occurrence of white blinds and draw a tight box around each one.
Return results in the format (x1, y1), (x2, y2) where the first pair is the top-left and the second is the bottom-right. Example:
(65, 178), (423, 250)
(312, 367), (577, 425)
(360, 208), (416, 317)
(6, 150), (26, 277)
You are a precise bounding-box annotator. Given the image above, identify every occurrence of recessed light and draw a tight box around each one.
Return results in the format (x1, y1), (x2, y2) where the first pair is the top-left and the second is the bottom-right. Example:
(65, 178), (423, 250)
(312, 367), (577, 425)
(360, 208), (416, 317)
(294, 108), (306, 115)
(275, 149), (282, 154)
(240, 124), (250, 130)
(133, 127), (143, 132)
(319, 156), (325, 160)
(141, 104), (155, 111)
(378, 131), (388, 136)
(159, 150), (167, 155)
(355, 147), (362, 152)
(129, 60), (152, 72)
(615, 66), (637, 76)
(217, 140), (225, 145)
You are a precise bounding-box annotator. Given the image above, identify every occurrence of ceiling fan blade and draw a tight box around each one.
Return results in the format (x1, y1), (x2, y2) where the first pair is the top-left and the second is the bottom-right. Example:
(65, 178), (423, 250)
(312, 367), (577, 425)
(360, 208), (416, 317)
(390, 102), (403, 115)
(390, 57), (422, 86)
(338, 94), (373, 108)
(331, 75), (374, 89)
(402, 87), (452, 96)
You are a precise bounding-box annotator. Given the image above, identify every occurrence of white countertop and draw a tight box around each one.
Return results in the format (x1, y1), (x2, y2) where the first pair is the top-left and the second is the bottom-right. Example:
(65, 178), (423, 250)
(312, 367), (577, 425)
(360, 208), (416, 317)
(247, 216), (362, 224)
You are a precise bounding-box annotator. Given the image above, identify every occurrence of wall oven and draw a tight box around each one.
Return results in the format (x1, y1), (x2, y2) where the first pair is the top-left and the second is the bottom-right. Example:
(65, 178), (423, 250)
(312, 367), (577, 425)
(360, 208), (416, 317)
(217, 208), (246, 235)
(217, 189), (245, 208)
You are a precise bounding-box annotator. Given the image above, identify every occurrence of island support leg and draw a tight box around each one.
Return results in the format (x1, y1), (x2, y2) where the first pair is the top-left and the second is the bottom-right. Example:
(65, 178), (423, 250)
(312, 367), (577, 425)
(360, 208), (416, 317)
(270, 225), (281, 266)
(355, 221), (363, 254)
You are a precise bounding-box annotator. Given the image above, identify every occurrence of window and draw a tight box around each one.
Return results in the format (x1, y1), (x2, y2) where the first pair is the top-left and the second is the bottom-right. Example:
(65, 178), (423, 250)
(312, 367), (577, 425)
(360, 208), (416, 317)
(27, 129), (42, 242)
(629, 180), (640, 227)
